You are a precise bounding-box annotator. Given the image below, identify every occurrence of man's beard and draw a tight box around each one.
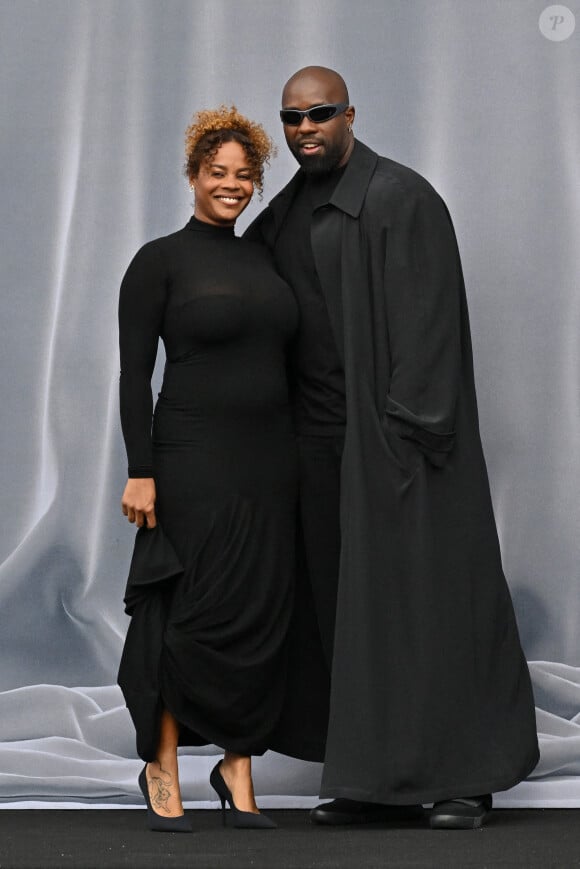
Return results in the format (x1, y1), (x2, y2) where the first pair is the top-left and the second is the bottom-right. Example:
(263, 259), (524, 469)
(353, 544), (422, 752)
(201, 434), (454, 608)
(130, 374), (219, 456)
(291, 139), (344, 175)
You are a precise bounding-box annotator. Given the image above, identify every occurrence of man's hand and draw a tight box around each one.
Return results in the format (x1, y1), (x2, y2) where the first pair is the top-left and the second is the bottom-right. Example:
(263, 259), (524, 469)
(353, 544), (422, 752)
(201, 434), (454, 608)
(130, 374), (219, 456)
(121, 478), (157, 528)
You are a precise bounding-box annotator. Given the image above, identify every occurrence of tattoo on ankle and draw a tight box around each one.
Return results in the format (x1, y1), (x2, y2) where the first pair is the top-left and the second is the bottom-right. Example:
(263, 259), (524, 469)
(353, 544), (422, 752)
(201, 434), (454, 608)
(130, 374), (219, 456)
(147, 766), (173, 815)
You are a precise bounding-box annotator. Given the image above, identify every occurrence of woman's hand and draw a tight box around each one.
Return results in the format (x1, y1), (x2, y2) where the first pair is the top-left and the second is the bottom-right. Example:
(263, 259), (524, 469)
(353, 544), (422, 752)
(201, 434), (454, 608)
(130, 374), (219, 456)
(121, 478), (157, 528)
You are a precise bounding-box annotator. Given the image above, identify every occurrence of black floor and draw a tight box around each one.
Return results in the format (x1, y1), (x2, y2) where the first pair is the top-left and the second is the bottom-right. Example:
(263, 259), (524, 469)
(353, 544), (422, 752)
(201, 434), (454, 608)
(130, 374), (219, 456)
(0, 809), (579, 868)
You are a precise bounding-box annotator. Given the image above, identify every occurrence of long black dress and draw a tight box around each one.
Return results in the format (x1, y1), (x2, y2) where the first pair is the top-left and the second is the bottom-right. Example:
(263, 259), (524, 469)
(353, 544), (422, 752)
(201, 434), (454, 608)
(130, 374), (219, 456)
(117, 216), (299, 760)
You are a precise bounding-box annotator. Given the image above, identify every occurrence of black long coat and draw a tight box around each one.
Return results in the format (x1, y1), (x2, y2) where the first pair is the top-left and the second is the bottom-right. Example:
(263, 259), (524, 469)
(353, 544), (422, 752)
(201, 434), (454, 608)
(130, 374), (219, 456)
(246, 140), (539, 804)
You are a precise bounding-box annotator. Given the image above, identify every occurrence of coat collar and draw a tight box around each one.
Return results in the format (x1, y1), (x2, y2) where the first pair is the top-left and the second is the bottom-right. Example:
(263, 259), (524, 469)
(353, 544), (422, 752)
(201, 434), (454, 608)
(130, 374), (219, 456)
(329, 139), (379, 217)
(267, 139), (379, 228)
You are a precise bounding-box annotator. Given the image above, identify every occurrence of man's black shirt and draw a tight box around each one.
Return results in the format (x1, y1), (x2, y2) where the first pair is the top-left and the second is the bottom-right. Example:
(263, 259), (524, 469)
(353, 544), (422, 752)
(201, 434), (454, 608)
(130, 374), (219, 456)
(273, 167), (347, 435)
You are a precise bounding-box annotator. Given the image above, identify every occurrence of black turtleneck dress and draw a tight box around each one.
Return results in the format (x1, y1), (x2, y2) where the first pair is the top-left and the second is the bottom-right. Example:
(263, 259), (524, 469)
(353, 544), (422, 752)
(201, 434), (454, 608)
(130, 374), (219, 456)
(117, 216), (299, 759)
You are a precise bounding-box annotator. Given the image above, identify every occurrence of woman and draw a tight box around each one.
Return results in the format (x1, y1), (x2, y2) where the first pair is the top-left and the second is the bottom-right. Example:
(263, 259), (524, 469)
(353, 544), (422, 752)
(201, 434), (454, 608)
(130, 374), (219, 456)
(117, 106), (298, 831)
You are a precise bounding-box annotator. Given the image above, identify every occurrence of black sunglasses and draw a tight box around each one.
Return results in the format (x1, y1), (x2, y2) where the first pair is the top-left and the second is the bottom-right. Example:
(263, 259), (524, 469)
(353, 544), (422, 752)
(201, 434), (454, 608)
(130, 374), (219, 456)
(279, 102), (350, 126)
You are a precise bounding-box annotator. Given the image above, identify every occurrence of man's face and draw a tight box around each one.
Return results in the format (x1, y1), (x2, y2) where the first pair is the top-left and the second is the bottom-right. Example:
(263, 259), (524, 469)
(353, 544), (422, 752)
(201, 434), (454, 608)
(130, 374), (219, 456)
(281, 76), (355, 174)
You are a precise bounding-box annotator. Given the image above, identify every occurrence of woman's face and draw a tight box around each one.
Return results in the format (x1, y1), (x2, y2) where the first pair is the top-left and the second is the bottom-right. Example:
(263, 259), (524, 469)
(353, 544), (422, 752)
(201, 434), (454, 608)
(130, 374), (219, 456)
(192, 140), (254, 226)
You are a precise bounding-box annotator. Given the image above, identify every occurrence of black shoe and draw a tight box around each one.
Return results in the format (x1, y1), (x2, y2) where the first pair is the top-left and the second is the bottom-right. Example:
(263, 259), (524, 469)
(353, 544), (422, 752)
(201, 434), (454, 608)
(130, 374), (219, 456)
(430, 794), (492, 830)
(310, 798), (425, 826)
(209, 761), (277, 829)
(138, 764), (192, 833)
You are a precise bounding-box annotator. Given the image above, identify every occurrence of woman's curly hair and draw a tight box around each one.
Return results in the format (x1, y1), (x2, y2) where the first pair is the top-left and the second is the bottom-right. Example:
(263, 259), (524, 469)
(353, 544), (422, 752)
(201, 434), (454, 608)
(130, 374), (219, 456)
(184, 105), (275, 196)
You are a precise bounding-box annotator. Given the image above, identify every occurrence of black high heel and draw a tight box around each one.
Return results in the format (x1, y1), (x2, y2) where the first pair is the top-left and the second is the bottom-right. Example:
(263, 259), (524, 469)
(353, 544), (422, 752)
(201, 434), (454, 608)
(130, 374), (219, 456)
(138, 764), (192, 833)
(209, 761), (277, 829)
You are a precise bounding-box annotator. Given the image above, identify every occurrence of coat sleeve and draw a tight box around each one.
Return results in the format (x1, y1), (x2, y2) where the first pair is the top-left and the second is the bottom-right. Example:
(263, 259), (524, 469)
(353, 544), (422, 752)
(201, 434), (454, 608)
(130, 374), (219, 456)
(382, 188), (462, 467)
(242, 207), (272, 246)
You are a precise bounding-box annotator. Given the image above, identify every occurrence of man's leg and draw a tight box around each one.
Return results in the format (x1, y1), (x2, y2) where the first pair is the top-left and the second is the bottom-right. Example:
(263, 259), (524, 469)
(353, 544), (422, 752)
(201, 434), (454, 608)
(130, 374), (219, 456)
(297, 435), (343, 670)
(299, 435), (424, 825)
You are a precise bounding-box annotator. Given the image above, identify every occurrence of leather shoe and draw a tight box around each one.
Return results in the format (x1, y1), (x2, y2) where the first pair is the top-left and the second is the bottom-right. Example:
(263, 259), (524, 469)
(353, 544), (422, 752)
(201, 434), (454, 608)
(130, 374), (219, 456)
(430, 794), (492, 829)
(310, 798), (424, 826)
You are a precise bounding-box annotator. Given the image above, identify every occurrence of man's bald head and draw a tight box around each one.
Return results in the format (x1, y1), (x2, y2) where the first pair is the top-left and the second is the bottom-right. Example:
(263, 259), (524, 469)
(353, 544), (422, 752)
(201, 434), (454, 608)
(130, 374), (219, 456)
(282, 66), (349, 107)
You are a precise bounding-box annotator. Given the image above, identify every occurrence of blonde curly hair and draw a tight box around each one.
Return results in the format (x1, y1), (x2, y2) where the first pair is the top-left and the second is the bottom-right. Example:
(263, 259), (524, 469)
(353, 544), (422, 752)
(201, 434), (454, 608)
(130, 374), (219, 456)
(184, 105), (275, 196)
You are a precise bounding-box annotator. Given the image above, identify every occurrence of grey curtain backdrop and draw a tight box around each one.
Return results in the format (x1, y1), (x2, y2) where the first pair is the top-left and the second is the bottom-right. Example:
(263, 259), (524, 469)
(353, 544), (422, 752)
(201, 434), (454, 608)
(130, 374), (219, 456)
(1, 0), (578, 807)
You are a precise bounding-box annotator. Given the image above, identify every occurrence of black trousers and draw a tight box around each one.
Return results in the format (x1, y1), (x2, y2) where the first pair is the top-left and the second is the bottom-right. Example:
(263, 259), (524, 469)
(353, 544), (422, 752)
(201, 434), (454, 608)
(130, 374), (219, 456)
(297, 435), (344, 669)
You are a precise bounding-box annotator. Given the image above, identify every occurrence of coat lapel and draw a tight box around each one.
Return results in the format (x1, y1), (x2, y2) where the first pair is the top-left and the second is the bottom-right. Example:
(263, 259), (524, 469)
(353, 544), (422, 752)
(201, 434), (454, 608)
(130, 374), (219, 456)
(310, 141), (379, 366)
(263, 172), (303, 245)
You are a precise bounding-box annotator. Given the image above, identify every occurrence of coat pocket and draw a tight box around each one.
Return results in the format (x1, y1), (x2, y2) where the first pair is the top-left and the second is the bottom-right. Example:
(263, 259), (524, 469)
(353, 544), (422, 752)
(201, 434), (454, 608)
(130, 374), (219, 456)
(379, 412), (422, 479)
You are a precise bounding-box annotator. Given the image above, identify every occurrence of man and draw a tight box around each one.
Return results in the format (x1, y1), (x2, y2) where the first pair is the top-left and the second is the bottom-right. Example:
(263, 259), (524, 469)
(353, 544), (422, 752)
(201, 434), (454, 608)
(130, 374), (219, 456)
(246, 66), (538, 829)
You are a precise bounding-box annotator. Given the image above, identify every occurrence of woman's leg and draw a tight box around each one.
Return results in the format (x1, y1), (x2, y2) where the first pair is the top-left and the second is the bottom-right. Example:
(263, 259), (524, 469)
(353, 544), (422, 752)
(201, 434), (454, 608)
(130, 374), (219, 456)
(145, 709), (185, 817)
(220, 752), (260, 814)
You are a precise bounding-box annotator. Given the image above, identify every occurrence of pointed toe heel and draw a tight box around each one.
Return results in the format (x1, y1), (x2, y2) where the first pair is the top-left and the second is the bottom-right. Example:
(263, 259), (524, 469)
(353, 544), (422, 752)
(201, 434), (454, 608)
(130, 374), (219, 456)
(138, 765), (192, 833)
(209, 761), (277, 829)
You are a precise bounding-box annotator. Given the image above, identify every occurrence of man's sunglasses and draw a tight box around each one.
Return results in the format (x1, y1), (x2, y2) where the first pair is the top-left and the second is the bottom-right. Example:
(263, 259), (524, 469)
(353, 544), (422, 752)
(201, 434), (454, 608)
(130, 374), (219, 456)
(279, 102), (349, 126)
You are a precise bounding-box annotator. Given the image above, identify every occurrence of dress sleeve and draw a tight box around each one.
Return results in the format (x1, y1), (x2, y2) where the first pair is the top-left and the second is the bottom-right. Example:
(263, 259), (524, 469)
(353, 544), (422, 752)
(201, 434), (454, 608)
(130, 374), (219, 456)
(118, 241), (166, 477)
(382, 189), (462, 467)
